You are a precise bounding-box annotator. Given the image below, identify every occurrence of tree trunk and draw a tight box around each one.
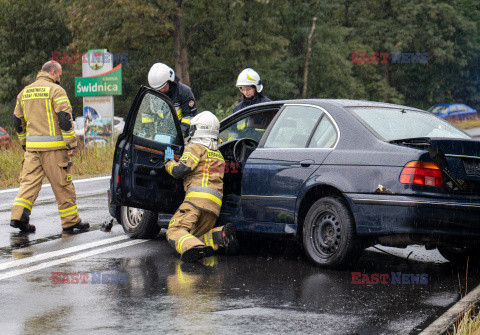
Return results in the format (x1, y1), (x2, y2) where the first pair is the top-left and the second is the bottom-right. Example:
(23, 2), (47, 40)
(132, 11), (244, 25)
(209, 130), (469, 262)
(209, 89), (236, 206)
(174, 0), (190, 86)
(302, 0), (320, 99)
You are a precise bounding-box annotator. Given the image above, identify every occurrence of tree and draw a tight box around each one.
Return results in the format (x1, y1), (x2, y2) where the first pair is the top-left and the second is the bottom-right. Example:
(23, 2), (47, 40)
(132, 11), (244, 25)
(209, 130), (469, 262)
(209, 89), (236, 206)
(0, 0), (72, 126)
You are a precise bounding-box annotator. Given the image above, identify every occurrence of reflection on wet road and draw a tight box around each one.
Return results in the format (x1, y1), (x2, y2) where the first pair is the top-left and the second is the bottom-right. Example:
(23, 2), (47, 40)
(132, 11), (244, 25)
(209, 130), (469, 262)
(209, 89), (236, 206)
(0, 177), (477, 334)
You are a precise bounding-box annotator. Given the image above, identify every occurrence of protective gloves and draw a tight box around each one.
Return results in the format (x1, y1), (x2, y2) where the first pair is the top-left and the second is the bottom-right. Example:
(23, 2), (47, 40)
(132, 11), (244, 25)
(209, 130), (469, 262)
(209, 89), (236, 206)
(164, 146), (174, 160)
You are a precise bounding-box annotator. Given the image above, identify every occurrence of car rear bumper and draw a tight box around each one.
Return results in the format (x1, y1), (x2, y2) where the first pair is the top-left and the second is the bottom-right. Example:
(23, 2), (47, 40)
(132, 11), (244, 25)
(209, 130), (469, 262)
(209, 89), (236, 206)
(348, 193), (480, 238)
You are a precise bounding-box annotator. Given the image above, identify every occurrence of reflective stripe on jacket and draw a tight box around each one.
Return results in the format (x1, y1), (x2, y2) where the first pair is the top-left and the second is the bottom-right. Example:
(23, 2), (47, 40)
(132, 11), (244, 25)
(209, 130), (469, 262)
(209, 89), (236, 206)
(165, 142), (225, 216)
(14, 71), (77, 151)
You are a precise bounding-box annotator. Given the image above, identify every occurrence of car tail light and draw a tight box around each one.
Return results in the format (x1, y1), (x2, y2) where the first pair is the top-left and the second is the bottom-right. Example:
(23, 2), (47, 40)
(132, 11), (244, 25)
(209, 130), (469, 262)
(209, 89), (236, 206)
(399, 161), (444, 187)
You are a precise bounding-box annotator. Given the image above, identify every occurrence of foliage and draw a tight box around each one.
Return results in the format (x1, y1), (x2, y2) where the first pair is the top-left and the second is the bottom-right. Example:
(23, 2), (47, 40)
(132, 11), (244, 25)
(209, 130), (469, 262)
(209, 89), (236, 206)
(0, 0), (72, 128)
(1, 0), (480, 121)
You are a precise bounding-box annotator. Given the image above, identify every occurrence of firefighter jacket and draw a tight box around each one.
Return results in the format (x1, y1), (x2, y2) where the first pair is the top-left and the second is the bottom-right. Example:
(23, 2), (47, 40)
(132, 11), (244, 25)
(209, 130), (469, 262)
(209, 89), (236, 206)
(233, 93), (271, 113)
(164, 77), (197, 135)
(165, 142), (225, 217)
(14, 71), (77, 151)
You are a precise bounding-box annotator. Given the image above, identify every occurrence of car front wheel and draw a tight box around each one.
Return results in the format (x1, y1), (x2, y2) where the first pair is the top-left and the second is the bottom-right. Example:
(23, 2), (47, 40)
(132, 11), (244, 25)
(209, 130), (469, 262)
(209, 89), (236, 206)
(120, 206), (160, 239)
(302, 197), (362, 269)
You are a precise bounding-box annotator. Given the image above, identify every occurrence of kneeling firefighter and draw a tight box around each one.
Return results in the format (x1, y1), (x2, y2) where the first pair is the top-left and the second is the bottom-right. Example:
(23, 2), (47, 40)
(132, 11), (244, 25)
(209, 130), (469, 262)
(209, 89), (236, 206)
(164, 111), (239, 262)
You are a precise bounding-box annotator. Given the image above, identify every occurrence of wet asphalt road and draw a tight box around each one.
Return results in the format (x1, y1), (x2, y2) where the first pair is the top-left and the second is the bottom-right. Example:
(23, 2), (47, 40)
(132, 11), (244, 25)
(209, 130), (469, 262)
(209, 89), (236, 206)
(0, 177), (478, 334)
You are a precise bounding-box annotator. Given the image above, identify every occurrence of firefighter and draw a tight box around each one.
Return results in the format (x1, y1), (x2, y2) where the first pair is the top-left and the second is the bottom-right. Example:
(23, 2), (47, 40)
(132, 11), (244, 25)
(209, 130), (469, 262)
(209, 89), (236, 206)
(233, 68), (271, 113)
(164, 111), (239, 262)
(10, 61), (89, 233)
(148, 63), (197, 137)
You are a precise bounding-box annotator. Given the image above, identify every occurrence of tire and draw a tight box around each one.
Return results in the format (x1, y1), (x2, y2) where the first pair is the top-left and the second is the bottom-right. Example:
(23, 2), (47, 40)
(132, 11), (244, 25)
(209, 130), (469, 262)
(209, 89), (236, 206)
(302, 197), (362, 269)
(120, 206), (160, 239)
(437, 245), (480, 266)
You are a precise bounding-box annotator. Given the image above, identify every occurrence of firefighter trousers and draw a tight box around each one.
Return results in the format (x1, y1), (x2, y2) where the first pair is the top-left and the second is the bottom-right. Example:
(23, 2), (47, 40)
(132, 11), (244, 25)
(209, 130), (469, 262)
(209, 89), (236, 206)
(11, 150), (81, 229)
(166, 202), (223, 255)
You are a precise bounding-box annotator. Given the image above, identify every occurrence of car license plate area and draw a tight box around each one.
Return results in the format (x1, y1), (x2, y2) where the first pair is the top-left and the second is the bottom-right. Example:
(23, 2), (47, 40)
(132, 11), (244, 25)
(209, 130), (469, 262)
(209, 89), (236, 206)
(463, 159), (480, 176)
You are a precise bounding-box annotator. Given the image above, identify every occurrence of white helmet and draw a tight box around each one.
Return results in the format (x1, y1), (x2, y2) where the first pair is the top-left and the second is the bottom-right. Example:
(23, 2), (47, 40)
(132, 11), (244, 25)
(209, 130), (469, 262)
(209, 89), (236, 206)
(148, 63), (175, 90)
(236, 68), (263, 93)
(189, 111), (220, 139)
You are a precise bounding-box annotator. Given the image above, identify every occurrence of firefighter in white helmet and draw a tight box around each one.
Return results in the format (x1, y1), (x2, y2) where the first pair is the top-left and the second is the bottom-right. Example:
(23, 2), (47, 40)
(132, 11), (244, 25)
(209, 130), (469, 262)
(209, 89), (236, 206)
(148, 63), (197, 136)
(233, 68), (271, 113)
(164, 111), (239, 262)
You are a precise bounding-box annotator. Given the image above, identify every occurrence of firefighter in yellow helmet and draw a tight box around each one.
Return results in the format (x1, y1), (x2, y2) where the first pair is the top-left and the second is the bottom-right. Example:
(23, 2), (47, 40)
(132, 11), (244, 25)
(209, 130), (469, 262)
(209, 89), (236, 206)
(164, 111), (239, 262)
(10, 61), (89, 233)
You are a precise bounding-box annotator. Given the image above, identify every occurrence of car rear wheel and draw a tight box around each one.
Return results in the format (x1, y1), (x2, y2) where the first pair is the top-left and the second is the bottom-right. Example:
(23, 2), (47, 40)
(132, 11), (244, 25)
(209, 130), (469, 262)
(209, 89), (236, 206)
(302, 197), (362, 269)
(437, 245), (480, 266)
(120, 206), (160, 239)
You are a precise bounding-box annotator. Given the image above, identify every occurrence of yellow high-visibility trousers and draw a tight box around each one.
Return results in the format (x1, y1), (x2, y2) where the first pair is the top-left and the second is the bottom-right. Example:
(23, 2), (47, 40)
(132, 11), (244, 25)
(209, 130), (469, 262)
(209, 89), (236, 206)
(11, 150), (80, 229)
(166, 202), (223, 255)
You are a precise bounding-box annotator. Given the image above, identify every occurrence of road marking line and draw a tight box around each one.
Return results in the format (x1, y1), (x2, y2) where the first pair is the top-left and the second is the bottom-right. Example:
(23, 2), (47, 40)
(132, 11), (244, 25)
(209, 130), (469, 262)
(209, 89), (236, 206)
(0, 235), (130, 271)
(419, 283), (480, 334)
(0, 175), (110, 194)
(0, 239), (147, 281)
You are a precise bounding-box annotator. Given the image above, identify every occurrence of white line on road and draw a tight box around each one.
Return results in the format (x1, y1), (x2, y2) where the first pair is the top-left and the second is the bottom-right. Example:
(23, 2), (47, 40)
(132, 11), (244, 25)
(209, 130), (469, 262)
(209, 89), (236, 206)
(0, 175), (110, 195)
(0, 239), (147, 281)
(0, 235), (130, 271)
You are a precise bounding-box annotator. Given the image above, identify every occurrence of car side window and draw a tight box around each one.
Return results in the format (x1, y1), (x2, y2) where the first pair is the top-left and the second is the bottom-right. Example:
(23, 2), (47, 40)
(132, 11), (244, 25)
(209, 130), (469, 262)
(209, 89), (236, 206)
(264, 105), (323, 148)
(132, 92), (181, 145)
(308, 116), (337, 148)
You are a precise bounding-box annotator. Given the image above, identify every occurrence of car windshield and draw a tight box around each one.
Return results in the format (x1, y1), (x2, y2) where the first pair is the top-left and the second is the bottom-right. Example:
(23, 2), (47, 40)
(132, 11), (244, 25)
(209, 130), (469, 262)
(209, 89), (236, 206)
(0, 129), (6, 136)
(348, 107), (471, 141)
(429, 105), (448, 115)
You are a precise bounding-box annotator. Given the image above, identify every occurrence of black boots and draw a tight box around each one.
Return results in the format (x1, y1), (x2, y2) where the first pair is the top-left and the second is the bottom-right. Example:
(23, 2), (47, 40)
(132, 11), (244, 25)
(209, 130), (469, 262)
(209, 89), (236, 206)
(10, 220), (36, 233)
(215, 223), (240, 255)
(180, 245), (214, 263)
(63, 221), (90, 232)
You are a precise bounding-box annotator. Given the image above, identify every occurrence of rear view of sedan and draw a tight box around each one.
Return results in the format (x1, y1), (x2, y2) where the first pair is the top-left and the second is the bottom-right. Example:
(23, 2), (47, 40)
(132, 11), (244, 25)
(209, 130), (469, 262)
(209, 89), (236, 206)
(110, 87), (480, 269)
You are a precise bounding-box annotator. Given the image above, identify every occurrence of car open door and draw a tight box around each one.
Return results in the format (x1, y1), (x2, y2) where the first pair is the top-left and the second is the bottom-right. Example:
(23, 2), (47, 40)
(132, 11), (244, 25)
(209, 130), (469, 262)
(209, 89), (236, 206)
(110, 86), (185, 213)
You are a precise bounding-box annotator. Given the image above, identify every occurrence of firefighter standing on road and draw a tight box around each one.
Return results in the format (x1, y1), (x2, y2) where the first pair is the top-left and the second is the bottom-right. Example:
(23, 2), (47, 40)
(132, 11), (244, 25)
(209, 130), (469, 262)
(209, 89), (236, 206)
(10, 61), (89, 233)
(164, 111), (239, 262)
(233, 68), (271, 113)
(148, 63), (197, 137)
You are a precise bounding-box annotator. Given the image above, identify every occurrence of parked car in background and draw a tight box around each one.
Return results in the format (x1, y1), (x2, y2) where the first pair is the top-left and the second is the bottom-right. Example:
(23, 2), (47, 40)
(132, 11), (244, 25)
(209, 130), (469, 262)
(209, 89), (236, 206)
(109, 86), (480, 269)
(0, 126), (11, 148)
(428, 103), (477, 119)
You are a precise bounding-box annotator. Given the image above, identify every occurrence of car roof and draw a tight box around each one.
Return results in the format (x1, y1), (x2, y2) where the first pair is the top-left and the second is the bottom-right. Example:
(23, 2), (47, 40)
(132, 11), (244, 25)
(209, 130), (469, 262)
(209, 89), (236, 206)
(252, 98), (425, 111)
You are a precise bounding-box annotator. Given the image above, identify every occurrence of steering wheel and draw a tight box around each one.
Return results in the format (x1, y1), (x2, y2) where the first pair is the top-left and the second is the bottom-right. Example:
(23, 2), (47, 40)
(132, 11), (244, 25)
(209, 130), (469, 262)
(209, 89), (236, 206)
(233, 138), (259, 163)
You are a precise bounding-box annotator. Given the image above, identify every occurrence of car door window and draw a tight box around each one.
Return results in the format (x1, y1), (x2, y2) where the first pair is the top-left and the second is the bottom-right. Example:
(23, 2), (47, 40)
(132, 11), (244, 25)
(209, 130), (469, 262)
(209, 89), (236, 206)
(263, 105), (323, 148)
(132, 92), (181, 145)
(219, 110), (277, 142)
(308, 116), (338, 148)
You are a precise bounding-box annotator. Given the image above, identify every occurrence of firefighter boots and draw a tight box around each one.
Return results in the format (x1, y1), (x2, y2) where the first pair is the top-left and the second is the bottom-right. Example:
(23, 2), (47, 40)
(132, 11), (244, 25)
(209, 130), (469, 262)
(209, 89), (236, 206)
(180, 245), (214, 263)
(63, 221), (90, 232)
(10, 220), (36, 233)
(214, 223), (239, 255)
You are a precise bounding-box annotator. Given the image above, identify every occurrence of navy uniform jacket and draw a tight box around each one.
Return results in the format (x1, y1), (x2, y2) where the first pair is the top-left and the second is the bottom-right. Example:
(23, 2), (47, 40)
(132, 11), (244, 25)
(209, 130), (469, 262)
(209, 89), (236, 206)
(165, 77), (197, 135)
(233, 93), (271, 113)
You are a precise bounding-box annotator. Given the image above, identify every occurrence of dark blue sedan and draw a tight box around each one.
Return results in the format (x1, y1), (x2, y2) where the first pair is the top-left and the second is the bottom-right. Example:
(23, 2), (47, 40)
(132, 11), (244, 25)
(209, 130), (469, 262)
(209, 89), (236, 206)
(109, 86), (480, 268)
(428, 103), (477, 119)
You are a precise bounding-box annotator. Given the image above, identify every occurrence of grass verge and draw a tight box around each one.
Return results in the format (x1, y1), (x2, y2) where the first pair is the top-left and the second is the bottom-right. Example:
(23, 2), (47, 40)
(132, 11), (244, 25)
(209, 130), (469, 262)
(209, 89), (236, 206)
(0, 141), (114, 190)
(449, 116), (480, 130)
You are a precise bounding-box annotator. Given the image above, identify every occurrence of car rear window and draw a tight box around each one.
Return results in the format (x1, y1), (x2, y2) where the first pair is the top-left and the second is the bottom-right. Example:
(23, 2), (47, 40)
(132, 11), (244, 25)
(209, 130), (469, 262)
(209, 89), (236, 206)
(348, 107), (471, 141)
(0, 129), (6, 136)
